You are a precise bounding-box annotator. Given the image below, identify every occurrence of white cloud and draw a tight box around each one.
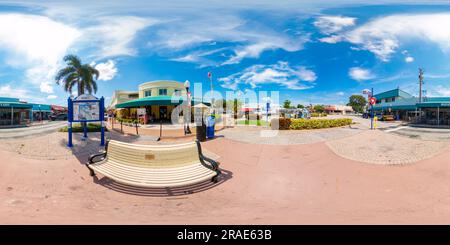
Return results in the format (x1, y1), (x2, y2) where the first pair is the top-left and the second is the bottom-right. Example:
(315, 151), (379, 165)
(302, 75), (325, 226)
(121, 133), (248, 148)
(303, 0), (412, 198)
(83, 16), (156, 58)
(431, 85), (450, 97)
(218, 61), (316, 90)
(47, 95), (57, 99)
(337, 13), (450, 61)
(405, 56), (414, 63)
(149, 14), (306, 66)
(314, 15), (356, 35)
(319, 35), (343, 43)
(0, 85), (28, 98)
(0, 14), (81, 99)
(337, 91), (345, 96)
(349, 67), (375, 81)
(0, 14), (80, 65)
(39, 81), (54, 94)
(93, 60), (118, 81)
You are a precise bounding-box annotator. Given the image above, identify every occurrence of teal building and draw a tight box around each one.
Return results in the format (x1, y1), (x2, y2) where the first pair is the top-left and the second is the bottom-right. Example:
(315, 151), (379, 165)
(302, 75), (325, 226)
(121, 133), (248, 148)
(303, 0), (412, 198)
(372, 88), (450, 125)
(0, 97), (33, 127)
(0, 97), (53, 127)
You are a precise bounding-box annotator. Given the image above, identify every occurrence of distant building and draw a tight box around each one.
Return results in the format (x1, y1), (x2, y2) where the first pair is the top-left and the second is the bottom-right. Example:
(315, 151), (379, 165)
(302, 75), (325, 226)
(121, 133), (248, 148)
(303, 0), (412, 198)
(372, 88), (450, 125)
(324, 105), (354, 115)
(0, 97), (59, 127)
(0, 97), (32, 127)
(110, 80), (206, 123)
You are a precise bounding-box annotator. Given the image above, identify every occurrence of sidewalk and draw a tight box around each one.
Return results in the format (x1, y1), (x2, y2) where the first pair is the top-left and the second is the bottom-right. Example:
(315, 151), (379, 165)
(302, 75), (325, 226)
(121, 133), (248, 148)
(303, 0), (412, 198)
(0, 121), (66, 139)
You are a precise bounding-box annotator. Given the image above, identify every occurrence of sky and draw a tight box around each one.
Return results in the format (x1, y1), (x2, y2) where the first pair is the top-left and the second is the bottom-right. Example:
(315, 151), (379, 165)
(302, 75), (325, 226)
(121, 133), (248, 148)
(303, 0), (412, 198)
(1, 0), (450, 106)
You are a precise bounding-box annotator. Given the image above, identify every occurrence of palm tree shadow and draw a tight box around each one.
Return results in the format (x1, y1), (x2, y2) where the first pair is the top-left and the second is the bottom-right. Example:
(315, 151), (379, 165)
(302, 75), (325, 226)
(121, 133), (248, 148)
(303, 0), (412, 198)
(91, 169), (233, 197)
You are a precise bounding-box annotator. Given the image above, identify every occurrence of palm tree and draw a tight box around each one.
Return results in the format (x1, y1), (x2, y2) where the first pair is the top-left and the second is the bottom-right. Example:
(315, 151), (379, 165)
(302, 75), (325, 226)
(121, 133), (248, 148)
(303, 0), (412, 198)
(55, 55), (99, 96)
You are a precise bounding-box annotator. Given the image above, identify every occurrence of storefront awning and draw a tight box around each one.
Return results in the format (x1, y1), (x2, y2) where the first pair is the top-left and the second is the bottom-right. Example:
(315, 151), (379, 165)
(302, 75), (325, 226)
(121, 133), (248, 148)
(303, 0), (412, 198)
(372, 105), (417, 111)
(417, 102), (450, 108)
(0, 102), (33, 109)
(115, 96), (209, 108)
(31, 104), (52, 112)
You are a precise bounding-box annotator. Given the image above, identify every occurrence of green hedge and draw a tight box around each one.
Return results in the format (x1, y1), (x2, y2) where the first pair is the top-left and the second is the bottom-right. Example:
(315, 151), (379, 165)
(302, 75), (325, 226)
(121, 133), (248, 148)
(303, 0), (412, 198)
(59, 123), (108, 132)
(290, 118), (352, 130)
(310, 112), (327, 117)
(117, 118), (138, 124)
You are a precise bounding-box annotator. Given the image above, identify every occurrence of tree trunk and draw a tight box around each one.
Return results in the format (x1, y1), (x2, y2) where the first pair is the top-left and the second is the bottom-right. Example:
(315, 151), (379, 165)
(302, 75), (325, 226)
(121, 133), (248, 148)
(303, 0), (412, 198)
(77, 80), (87, 132)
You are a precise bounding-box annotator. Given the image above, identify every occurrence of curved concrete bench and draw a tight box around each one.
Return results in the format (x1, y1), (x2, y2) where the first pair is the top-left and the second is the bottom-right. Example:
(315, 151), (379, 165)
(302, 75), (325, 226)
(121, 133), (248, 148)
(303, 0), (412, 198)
(86, 140), (221, 188)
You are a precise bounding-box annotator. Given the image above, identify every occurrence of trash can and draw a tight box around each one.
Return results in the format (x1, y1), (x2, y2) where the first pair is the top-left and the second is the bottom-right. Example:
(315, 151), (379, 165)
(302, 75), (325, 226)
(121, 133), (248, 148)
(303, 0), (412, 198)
(206, 115), (215, 139)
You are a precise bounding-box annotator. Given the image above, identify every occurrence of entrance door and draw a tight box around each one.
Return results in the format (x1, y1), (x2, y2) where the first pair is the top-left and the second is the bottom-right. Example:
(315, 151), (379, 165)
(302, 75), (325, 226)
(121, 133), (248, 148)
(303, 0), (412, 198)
(159, 106), (168, 120)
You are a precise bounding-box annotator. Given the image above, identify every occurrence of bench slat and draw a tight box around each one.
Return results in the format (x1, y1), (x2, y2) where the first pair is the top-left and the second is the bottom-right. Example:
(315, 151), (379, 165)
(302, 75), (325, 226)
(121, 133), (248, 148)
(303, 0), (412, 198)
(91, 162), (212, 179)
(88, 140), (219, 188)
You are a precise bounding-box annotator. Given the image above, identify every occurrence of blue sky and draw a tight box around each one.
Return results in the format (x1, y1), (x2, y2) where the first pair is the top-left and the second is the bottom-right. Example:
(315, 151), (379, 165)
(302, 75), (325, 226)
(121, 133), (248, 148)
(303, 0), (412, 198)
(1, 0), (450, 106)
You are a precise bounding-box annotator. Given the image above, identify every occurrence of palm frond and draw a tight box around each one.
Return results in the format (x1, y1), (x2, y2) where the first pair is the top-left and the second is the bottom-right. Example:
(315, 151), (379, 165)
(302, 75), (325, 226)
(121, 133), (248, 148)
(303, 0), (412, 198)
(55, 66), (76, 84)
(63, 55), (82, 68)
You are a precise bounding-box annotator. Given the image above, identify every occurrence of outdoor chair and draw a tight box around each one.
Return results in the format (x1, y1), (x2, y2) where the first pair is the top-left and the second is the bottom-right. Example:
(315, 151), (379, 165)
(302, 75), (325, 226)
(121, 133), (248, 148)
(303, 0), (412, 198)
(86, 140), (221, 188)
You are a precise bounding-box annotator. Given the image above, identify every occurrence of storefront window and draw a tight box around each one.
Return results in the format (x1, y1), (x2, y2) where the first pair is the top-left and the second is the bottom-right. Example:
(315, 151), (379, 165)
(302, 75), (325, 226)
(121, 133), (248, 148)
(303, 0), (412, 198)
(0, 108), (31, 126)
(0, 108), (11, 126)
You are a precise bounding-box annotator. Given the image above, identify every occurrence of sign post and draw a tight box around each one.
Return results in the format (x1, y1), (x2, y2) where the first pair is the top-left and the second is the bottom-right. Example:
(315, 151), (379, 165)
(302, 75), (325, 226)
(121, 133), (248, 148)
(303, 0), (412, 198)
(369, 89), (376, 130)
(67, 94), (105, 147)
(67, 97), (73, 147)
(100, 97), (105, 146)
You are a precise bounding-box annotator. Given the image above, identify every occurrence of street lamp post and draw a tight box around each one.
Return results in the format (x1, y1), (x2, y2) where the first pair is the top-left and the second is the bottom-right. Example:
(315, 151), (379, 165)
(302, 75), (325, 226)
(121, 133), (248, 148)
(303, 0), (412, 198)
(184, 80), (192, 135)
(208, 72), (214, 115)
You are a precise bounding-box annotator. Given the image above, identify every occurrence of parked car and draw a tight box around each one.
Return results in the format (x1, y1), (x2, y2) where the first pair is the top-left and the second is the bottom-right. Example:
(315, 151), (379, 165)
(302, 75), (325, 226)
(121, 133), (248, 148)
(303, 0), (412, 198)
(50, 113), (68, 121)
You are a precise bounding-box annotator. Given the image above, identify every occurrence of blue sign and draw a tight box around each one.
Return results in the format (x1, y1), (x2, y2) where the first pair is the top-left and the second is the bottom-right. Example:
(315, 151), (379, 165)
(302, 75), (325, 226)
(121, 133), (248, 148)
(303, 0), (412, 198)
(67, 94), (105, 147)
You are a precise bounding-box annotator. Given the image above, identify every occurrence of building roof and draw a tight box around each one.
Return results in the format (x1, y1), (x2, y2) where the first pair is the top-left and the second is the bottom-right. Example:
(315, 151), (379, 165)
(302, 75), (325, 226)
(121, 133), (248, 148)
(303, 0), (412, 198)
(417, 97), (450, 108)
(115, 95), (208, 108)
(0, 97), (20, 103)
(373, 88), (412, 100)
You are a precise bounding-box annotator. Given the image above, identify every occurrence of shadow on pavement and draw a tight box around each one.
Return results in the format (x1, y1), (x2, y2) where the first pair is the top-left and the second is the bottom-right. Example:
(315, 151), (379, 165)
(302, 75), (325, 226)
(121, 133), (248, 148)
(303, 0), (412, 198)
(91, 169), (233, 197)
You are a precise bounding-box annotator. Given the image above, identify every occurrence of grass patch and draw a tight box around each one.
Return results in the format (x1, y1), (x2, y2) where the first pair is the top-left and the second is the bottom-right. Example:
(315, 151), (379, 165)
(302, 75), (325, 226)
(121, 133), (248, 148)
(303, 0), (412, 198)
(237, 119), (270, 126)
(59, 123), (108, 133)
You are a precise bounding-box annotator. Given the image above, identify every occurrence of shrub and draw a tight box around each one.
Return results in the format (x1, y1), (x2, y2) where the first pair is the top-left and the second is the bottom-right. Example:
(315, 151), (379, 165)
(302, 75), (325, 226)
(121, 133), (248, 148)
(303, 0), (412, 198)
(290, 118), (352, 130)
(117, 118), (138, 124)
(310, 112), (327, 117)
(59, 123), (108, 132)
(270, 117), (291, 130)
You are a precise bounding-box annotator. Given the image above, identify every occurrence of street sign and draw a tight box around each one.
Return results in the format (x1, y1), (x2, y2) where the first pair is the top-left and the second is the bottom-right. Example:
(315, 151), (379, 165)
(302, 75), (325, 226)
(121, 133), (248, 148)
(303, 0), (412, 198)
(369, 97), (376, 105)
(67, 94), (105, 147)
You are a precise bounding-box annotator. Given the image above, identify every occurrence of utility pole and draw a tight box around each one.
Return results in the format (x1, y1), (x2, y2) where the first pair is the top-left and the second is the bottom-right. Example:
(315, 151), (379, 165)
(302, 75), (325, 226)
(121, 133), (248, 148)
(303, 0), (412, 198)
(419, 68), (424, 103)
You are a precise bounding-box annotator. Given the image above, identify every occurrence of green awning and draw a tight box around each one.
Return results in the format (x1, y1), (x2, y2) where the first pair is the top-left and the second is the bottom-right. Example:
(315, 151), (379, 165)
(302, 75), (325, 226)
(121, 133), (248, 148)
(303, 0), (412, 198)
(417, 102), (450, 108)
(115, 96), (209, 108)
(373, 105), (417, 111)
(0, 102), (33, 109)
